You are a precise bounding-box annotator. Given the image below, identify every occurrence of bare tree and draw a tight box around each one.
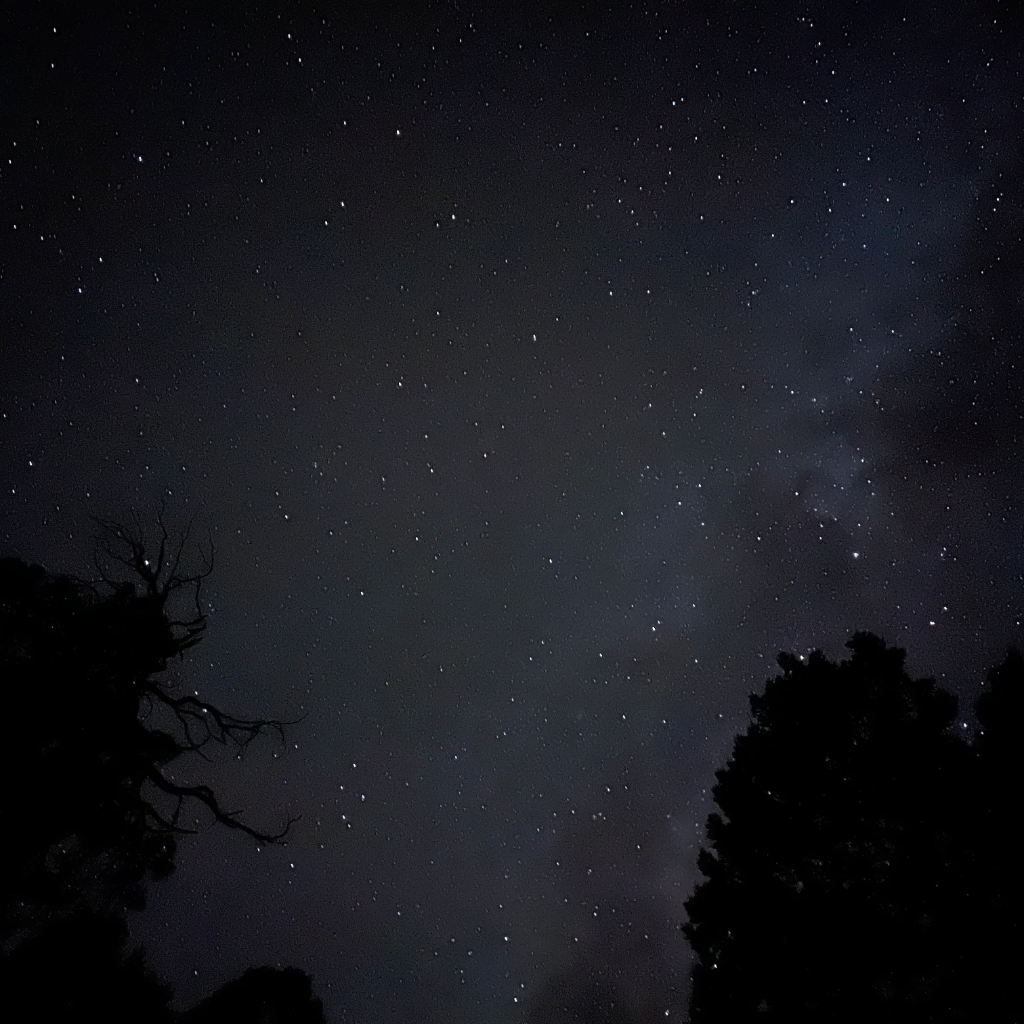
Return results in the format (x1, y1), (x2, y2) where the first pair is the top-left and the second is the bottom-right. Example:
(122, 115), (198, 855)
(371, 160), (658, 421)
(91, 512), (299, 842)
(0, 513), (298, 950)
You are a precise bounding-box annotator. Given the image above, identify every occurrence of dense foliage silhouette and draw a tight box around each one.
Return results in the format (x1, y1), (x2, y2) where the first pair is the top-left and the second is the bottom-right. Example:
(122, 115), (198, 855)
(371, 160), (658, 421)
(0, 521), (302, 1020)
(180, 966), (325, 1023)
(684, 632), (1021, 1023)
(969, 647), (1024, 1023)
(0, 908), (174, 1022)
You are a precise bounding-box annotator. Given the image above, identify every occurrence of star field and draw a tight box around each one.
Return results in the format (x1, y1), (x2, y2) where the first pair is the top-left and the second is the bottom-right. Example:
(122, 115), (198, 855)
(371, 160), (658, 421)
(3, 2), (1024, 1020)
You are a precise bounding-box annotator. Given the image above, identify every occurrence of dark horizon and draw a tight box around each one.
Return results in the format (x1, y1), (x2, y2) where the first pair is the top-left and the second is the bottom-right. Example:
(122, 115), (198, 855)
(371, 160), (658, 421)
(3, 2), (1024, 1020)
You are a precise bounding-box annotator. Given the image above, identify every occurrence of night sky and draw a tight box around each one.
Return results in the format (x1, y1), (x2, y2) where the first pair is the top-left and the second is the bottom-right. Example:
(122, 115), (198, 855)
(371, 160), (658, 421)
(3, 2), (1024, 1020)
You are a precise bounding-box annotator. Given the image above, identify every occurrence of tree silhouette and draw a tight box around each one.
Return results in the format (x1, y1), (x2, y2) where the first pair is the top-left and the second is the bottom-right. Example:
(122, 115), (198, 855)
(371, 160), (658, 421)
(180, 966), (325, 1023)
(0, 908), (174, 1023)
(683, 633), (974, 1023)
(969, 647), (1024, 1023)
(0, 518), (298, 1019)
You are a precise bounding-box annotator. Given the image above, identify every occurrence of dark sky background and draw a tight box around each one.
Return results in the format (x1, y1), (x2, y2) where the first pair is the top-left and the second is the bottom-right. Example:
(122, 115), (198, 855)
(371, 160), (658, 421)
(3, 1), (1024, 1020)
